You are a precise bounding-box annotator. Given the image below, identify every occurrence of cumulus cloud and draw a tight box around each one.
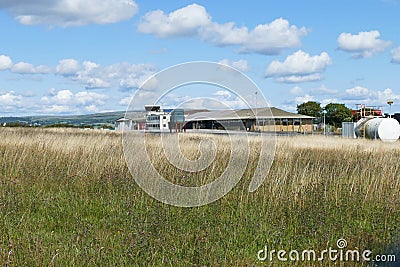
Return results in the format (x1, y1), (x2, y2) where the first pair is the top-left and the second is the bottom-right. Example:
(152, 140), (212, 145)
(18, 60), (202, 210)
(294, 94), (315, 104)
(1, 55), (156, 90)
(0, 55), (13, 70)
(11, 62), (52, 74)
(218, 59), (250, 72)
(0, 0), (138, 27)
(202, 18), (308, 54)
(265, 50), (332, 83)
(345, 86), (370, 97)
(289, 86), (303, 95)
(42, 89), (108, 105)
(40, 105), (73, 114)
(0, 91), (23, 106)
(119, 96), (132, 106)
(391, 47), (400, 63)
(138, 4), (308, 55)
(56, 59), (156, 90)
(56, 59), (81, 75)
(337, 30), (392, 58)
(0, 55), (52, 74)
(40, 88), (109, 114)
(138, 4), (211, 37)
(275, 74), (322, 83)
(344, 86), (400, 106)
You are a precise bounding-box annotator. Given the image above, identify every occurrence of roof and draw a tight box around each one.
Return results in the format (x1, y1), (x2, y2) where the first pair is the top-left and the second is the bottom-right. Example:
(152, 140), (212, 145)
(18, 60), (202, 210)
(186, 107), (314, 121)
(115, 117), (131, 122)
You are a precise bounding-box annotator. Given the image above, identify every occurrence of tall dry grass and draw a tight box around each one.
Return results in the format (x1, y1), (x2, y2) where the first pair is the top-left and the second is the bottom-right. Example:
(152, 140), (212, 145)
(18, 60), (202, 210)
(0, 128), (399, 266)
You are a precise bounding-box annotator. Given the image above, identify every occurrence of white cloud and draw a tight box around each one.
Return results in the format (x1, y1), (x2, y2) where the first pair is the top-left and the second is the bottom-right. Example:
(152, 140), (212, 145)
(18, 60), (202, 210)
(345, 86), (370, 97)
(199, 22), (249, 46)
(75, 91), (108, 105)
(39, 88), (109, 114)
(57, 60), (110, 88)
(1, 56), (156, 90)
(41, 105), (72, 114)
(56, 59), (81, 75)
(0, 55), (13, 70)
(0, 91), (22, 106)
(11, 62), (52, 74)
(12, 62), (36, 74)
(290, 86), (303, 95)
(0, 55), (51, 74)
(280, 104), (297, 112)
(1, 0), (138, 27)
(138, 4), (211, 37)
(138, 4), (308, 55)
(55, 59), (156, 90)
(211, 90), (248, 109)
(265, 50), (332, 83)
(218, 59), (250, 72)
(119, 96), (132, 106)
(275, 74), (322, 83)
(117, 63), (156, 90)
(201, 18), (309, 54)
(85, 104), (98, 113)
(344, 86), (400, 106)
(391, 47), (400, 63)
(321, 98), (339, 107)
(294, 94), (315, 103)
(74, 61), (111, 89)
(41, 89), (108, 107)
(221, 18), (308, 55)
(337, 30), (392, 58)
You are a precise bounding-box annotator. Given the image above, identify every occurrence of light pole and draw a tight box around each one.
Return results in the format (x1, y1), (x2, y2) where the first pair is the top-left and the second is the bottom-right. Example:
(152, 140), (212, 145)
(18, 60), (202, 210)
(255, 91), (258, 131)
(387, 99), (394, 118)
(323, 109), (326, 136)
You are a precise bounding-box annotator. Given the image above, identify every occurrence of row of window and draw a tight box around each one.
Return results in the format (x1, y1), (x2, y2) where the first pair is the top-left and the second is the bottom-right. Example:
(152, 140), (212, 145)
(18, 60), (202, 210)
(146, 124), (160, 128)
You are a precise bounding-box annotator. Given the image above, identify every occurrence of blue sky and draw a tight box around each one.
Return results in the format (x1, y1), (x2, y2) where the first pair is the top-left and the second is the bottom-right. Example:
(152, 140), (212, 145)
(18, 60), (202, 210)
(1, 0), (400, 116)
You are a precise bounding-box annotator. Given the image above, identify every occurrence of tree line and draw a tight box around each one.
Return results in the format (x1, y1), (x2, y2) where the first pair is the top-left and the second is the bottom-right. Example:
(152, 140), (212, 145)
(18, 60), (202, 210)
(297, 101), (352, 127)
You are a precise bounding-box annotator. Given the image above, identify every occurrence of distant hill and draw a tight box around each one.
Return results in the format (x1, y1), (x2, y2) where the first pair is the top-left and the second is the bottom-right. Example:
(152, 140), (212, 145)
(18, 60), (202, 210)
(0, 111), (132, 127)
(0, 109), (209, 128)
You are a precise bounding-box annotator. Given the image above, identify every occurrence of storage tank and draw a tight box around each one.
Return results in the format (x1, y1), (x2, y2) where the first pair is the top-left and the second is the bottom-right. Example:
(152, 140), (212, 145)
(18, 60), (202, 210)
(355, 118), (400, 142)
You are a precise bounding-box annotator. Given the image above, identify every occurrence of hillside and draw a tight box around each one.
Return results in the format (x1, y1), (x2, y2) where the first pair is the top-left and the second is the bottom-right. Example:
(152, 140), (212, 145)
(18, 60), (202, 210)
(0, 111), (130, 127)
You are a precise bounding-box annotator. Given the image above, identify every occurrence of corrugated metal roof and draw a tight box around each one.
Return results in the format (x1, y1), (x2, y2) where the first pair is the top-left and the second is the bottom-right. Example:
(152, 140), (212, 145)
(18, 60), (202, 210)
(186, 107), (314, 121)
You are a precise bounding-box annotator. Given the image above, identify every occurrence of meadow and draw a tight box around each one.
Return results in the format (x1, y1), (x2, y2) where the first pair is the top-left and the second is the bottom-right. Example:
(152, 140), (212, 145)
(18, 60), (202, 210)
(0, 127), (399, 266)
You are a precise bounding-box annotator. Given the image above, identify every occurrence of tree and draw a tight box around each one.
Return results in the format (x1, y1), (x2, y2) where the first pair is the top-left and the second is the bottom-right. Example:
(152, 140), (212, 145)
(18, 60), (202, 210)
(324, 103), (352, 127)
(297, 101), (323, 118)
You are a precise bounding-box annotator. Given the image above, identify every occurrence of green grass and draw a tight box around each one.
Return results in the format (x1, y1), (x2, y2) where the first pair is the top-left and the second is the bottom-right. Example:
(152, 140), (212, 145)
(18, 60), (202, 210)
(0, 128), (399, 266)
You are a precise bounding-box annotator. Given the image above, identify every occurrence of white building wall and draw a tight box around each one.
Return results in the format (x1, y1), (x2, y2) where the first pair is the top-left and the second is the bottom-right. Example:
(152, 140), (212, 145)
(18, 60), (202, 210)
(115, 120), (132, 131)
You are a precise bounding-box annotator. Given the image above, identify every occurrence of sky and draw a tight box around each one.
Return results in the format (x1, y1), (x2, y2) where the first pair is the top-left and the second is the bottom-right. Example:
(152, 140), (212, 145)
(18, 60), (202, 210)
(1, 0), (400, 116)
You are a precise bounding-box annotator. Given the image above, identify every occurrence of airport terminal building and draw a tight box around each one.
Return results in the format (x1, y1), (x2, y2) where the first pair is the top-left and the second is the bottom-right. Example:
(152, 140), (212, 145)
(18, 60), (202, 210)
(115, 106), (314, 133)
(185, 107), (314, 133)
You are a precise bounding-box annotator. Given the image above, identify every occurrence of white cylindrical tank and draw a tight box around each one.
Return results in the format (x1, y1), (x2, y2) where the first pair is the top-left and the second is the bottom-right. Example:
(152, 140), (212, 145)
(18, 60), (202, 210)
(361, 118), (400, 142)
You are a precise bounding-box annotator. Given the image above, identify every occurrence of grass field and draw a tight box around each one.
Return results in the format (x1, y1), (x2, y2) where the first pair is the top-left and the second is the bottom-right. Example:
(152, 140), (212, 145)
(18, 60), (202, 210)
(0, 128), (399, 266)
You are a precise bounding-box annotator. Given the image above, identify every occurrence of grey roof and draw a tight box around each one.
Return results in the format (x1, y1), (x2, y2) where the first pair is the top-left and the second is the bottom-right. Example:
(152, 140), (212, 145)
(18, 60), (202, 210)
(186, 107), (314, 121)
(115, 117), (131, 122)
